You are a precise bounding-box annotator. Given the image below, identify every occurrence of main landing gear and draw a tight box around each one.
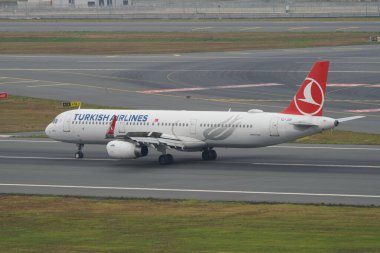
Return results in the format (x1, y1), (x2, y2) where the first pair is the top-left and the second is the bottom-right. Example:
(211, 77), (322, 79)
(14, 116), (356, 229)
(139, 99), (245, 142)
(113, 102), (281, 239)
(75, 144), (84, 159)
(158, 154), (174, 165)
(202, 149), (217, 161)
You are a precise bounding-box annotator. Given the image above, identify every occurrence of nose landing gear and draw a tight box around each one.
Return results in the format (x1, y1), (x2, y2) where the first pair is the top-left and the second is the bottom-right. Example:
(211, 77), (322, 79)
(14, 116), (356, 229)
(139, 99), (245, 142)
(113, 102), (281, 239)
(75, 144), (84, 159)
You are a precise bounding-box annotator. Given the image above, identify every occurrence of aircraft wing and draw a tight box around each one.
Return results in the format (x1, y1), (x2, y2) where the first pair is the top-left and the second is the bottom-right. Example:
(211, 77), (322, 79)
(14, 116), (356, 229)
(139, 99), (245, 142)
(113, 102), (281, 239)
(105, 115), (207, 150)
(112, 132), (206, 151)
(105, 116), (206, 150)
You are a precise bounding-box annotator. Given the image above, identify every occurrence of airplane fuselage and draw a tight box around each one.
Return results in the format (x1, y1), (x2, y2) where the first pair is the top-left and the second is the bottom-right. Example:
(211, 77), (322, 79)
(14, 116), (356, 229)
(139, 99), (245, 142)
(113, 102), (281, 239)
(46, 109), (336, 150)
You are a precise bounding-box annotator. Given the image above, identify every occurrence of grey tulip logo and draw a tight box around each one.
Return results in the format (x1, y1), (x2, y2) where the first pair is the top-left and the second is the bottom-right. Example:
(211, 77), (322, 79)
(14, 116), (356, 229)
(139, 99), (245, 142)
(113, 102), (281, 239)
(203, 115), (241, 141)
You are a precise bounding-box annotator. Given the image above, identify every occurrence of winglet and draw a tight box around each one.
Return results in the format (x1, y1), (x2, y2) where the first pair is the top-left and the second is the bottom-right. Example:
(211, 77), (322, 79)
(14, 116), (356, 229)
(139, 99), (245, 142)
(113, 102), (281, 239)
(105, 115), (117, 139)
(282, 61), (329, 116)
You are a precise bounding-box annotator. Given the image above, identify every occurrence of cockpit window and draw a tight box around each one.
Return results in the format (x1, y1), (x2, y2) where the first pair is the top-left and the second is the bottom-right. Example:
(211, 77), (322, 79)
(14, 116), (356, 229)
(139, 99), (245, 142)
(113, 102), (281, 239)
(52, 118), (58, 124)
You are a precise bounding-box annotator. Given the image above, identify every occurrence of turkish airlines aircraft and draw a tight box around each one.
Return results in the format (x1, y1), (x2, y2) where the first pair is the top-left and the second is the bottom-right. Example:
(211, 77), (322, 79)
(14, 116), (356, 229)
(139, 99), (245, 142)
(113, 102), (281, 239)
(45, 61), (363, 164)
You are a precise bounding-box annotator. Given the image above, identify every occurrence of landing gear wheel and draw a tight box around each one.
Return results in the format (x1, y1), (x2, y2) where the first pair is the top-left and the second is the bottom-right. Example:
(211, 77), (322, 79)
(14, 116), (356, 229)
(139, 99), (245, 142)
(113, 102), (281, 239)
(75, 151), (84, 159)
(75, 144), (84, 159)
(202, 149), (217, 161)
(158, 154), (174, 165)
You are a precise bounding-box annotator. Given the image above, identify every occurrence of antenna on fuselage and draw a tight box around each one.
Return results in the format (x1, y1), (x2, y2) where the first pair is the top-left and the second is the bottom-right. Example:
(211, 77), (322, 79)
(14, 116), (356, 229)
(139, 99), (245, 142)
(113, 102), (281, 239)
(228, 108), (232, 112)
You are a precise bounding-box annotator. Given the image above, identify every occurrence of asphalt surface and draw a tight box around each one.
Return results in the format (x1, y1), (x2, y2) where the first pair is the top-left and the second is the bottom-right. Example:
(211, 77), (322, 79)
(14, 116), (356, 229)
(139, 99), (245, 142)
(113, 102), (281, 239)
(0, 139), (379, 205)
(0, 20), (380, 32)
(0, 45), (379, 133)
(1, 44), (380, 205)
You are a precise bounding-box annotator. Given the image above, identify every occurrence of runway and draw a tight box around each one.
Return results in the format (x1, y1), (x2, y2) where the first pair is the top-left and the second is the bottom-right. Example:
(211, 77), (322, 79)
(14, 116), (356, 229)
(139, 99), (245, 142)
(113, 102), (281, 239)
(0, 138), (379, 205)
(1, 20), (380, 32)
(0, 45), (379, 133)
(1, 43), (380, 205)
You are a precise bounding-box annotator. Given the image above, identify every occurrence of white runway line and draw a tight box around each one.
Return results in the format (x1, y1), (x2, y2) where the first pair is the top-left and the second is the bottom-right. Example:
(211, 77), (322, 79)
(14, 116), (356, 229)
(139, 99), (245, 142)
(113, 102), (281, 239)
(0, 156), (379, 169)
(0, 156), (115, 161)
(0, 183), (379, 198)
(347, 108), (380, 113)
(250, 162), (380, 169)
(239, 27), (261, 31)
(0, 140), (57, 143)
(138, 83), (283, 94)
(335, 26), (360, 31)
(191, 27), (214, 31)
(287, 26), (311, 31)
(269, 145), (380, 151)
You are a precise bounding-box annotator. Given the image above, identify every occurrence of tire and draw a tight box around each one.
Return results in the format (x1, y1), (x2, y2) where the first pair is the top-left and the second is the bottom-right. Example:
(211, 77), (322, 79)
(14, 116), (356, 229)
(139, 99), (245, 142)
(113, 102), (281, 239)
(209, 150), (217, 160)
(159, 155), (167, 165)
(166, 154), (174, 164)
(75, 151), (84, 159)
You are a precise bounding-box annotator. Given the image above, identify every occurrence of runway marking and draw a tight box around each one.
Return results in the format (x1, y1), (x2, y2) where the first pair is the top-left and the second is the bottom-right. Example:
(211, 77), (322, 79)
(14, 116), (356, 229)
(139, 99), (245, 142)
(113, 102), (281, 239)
(0, 156), (115, 161)
(79, 60), (190, 63)
(191, 27), (214, 31)
(269, 145), (380, 151)
(328, 83), (369, 87)
(335, 26), (360, 31)
(239, 27), (261, 31)
(287, 26), (311, 31)
(0, 80), (39, 85)
(0, 140), (58, 143)
(0, 183), (379, 199)
(347, 108), (380, 113)
(0, 155), (379, 169)
(248, 162), (380, 169)
(138, 83), (283, 94)
(27, 83), (74, 88)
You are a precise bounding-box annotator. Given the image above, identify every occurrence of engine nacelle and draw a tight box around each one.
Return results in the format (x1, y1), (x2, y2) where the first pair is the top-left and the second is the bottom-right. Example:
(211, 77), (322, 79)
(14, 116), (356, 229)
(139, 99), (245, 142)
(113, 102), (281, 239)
(106, 141), (148, 159)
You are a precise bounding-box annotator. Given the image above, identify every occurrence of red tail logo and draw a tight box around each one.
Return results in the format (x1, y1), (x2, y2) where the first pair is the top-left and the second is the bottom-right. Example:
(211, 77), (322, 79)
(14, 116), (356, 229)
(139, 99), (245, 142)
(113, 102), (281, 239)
(106, 115), (117, 138)
(282, 61), (329, 116)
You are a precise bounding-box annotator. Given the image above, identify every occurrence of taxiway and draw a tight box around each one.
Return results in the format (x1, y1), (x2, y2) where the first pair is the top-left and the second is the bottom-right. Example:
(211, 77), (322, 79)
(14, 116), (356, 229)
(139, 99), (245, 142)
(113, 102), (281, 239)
(0, 139), (379, 205)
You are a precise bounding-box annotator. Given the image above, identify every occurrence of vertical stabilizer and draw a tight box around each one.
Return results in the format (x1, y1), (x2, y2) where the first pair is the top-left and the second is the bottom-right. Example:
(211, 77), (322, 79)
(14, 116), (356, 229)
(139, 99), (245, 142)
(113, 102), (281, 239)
(282, 61), (329, 116)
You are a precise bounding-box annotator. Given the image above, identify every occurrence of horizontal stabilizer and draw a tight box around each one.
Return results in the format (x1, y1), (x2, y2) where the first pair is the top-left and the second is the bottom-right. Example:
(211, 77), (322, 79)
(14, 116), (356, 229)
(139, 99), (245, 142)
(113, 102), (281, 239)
(337, 116), (365, 122)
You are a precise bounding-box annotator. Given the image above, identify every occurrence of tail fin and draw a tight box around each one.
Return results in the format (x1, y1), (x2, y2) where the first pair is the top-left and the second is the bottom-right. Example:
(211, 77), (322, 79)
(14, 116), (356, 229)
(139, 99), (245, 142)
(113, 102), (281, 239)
(282, 61), (329, 116)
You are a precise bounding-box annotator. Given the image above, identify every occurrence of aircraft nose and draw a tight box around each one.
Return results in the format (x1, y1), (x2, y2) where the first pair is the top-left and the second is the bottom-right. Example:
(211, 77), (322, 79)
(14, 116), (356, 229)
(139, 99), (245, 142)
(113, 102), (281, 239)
(45, 123), (52, 138)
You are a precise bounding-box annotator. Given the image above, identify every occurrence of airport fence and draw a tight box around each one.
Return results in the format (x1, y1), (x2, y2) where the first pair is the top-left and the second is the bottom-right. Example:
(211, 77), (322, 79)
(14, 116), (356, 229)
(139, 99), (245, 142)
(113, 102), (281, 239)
(0, 0), (380, 19)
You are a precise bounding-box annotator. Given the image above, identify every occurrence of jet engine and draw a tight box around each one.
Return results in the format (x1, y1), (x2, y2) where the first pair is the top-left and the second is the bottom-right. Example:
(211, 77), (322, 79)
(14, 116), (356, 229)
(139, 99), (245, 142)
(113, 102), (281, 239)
(106, 141), (148, 159)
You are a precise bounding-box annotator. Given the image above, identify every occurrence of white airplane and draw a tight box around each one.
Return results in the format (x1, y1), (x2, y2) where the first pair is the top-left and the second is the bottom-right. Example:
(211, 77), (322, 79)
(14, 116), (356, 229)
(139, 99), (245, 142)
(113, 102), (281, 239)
(45, 61), (363, 164)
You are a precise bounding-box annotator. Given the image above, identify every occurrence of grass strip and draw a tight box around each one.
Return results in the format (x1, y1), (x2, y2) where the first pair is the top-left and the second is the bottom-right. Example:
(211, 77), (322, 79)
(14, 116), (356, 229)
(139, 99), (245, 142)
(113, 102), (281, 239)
(295, 130), (380, 145)
(0, 95), (124, 133)
(0, 31), (376, 54)
(0, 195), (379, 253)
(1, 17), (380, 22)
